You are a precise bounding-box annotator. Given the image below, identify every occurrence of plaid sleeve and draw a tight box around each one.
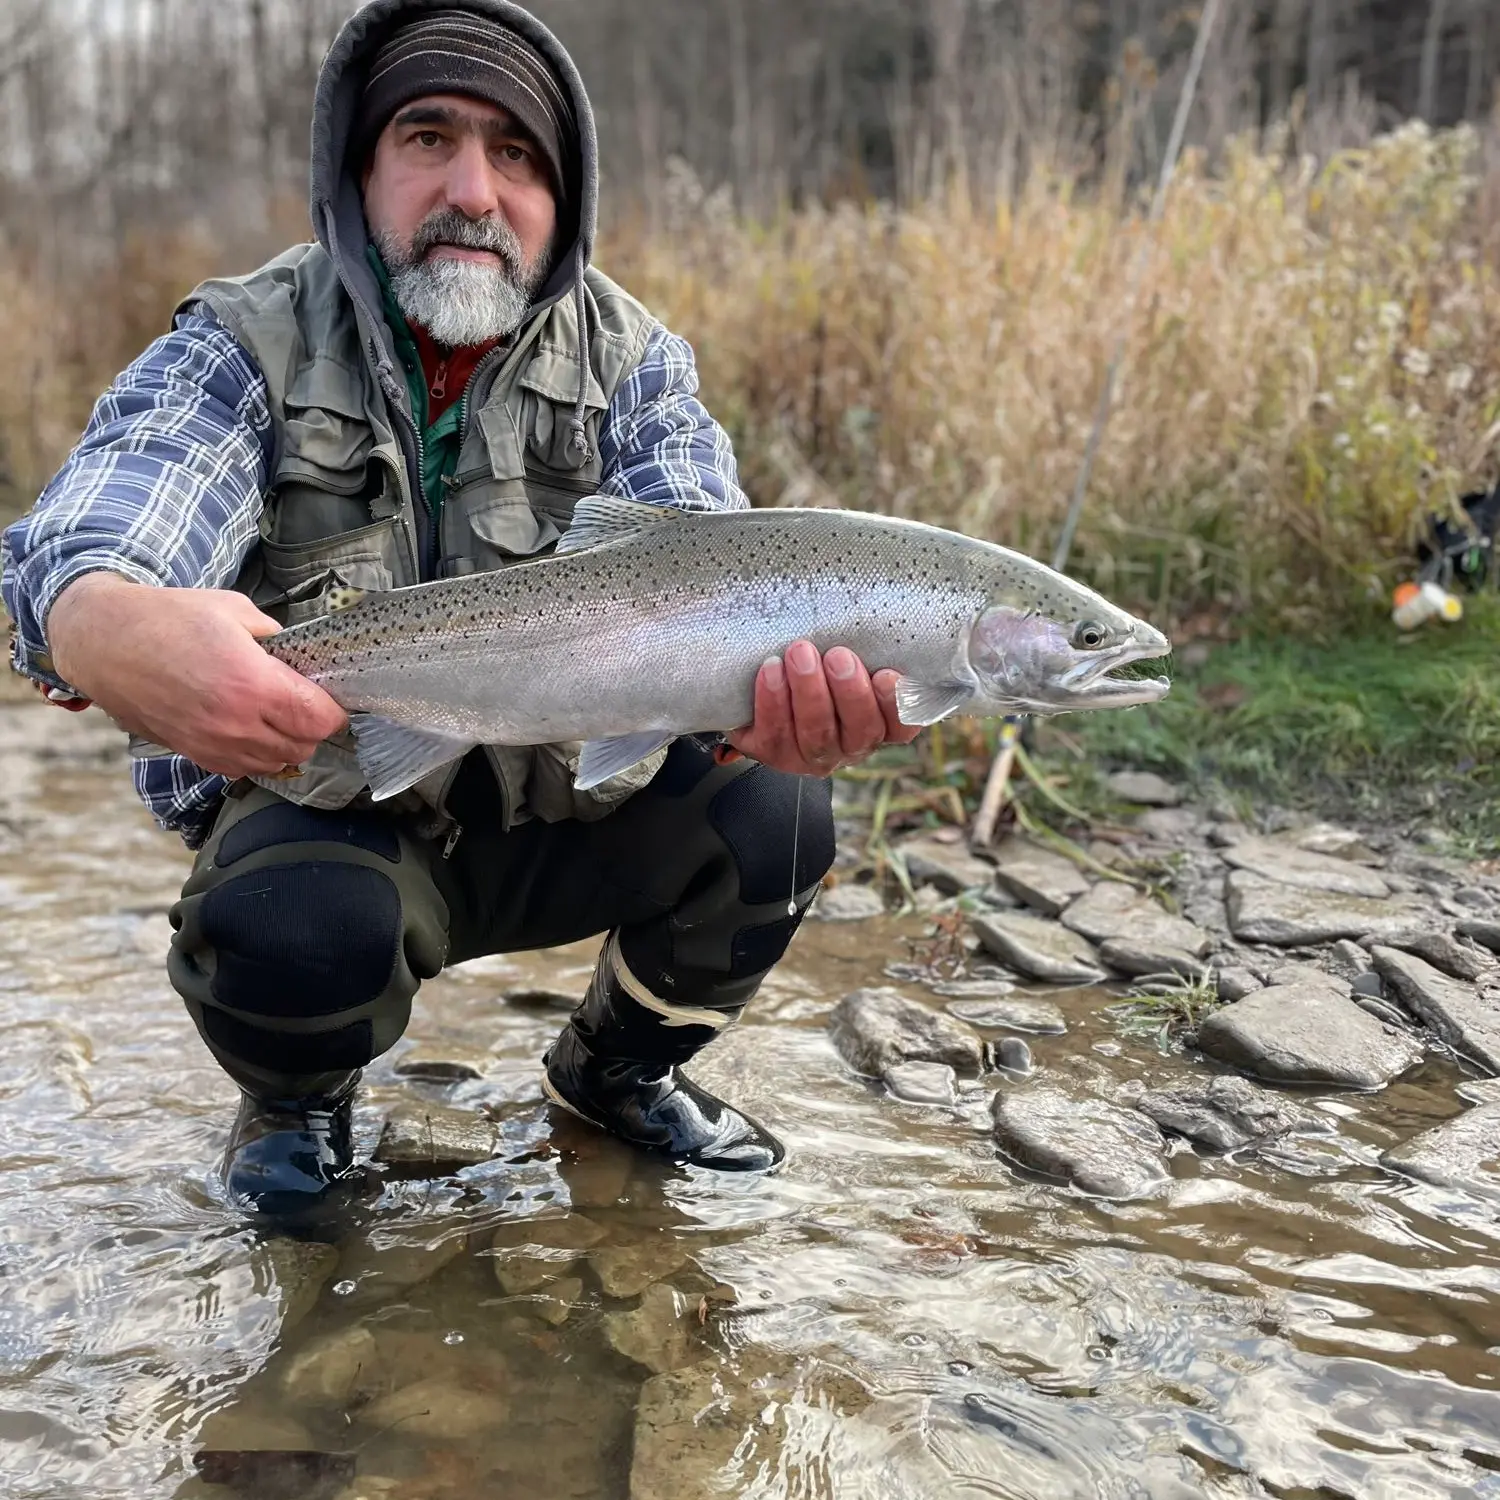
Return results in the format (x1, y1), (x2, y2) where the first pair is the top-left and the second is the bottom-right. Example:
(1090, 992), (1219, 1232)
(595, 322), (748, 513)
(1, 310), (271, 693)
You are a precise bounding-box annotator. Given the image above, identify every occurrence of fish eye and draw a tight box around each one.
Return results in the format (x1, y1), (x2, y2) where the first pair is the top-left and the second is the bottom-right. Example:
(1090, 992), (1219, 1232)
(1073, 621), (1108, 650)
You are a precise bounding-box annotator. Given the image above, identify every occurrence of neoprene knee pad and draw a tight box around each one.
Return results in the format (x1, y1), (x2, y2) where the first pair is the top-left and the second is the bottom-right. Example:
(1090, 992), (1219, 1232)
(708, 767), (836, 906)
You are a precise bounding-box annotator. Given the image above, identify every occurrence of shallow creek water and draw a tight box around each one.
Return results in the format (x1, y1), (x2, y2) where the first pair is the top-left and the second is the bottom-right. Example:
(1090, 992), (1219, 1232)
(2, 701), (1499, 1500)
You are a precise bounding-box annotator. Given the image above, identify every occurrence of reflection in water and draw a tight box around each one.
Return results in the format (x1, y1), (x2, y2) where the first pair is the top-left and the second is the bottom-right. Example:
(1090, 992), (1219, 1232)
(2, 703), (1500, 1499)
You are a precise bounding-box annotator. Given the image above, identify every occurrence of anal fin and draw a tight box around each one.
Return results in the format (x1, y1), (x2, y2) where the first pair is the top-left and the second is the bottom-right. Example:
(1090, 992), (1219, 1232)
(348, 714), (474, 801)
(575, 731), (673, 790)
(894, 677), (973, 727)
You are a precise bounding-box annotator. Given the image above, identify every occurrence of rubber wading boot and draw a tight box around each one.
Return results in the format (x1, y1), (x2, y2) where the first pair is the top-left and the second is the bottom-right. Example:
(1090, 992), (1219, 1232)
(542, 940), (784, 1172)
(221, 1072), (360, 1218)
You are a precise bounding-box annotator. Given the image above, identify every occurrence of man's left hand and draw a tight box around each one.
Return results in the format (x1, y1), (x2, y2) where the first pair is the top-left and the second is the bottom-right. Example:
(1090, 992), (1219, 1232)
(728, 640), (922, 777)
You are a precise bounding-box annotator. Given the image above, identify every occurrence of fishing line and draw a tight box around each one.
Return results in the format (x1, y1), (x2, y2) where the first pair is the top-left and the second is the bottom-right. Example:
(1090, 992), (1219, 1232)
(788, 776), (804, 916)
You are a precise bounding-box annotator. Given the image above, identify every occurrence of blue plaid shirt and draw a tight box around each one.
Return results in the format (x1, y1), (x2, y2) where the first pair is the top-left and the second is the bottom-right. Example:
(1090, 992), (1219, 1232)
(2, 304), (747, 847)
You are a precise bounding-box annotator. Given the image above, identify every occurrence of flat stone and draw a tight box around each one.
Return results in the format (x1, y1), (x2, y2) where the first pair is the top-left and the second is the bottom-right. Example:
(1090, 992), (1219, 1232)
(1266, 963), (1348, 994)
(988, 839), (1090, 916)
(257, 1237), (339, 1332)
(533, 1275), (583, 1327)
(828, 988), (985, 1077)
(1133, 1075), (1331, 1153)
(1371, 948), (1500, 1074)
(604, 1284), (703, 1375)
(491, 1213), (607, 1294)
(928, 977), (1017, 1000)
(1136, 807), (1198, 841)
(1363, 928), (1490, 982)
(944, 997), (1067, 1034)
(338, 1229), (468, 1308)
(392, 1050), (486, 1083)
(1327, 939), (1374, 979)
(361, 1377), (509, 1440)
(1106, 770), (1181, 806)
(970, 911), (1107, 986)
(990, 1086), (1168, 1199)
(993, 1037), (1033, 1075)
(1213, 968), (1263, 1003)
(374, 1104), (498, 1173)
(881, 1061), (959, 1105)
(1059, 883), (1211, 956)
(1355, 995), (1409, 1028)
(1459, 919), (1500, 956)
(1225, 871), (1424, 946)
(1098, 937), (1208, 982)
(280, 1325), (380, 1407)
(1285, 823), (1381, 862)
(808, 883), (885, 921)
(897, 835), (994, 894)
(1220, 836), (1390, 899)
(1197, 983), (1424, 1088)
(1379, 1104), (1500, 1203)
(589, 1241), (690, 1299)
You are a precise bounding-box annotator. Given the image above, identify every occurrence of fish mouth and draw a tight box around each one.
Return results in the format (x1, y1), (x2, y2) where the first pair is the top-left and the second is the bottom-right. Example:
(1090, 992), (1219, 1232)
(1054, 630), (1172, 707)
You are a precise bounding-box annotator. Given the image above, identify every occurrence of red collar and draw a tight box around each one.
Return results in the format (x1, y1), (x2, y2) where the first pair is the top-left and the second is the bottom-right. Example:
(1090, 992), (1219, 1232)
(409, 322), (504, 422)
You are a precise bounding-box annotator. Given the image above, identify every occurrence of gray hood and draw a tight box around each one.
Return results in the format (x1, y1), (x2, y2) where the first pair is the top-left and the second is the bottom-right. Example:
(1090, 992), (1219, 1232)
(309, 0), (600, 453)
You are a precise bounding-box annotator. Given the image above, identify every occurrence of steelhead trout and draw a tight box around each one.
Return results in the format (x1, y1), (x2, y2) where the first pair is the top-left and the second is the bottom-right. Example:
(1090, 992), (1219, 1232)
(258, 497), (1171, 799)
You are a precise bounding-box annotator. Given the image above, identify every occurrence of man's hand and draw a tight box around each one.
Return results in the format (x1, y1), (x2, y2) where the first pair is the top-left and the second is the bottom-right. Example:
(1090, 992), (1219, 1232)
(46, 574), (348, 778)
(727, 640), (922, 777)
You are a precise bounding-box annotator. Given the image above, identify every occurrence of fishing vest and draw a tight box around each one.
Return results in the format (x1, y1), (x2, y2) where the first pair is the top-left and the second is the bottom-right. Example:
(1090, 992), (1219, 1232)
(182, 242), (663, 831)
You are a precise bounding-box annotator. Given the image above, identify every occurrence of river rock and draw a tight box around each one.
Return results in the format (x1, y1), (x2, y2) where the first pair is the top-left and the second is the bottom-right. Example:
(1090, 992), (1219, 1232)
(491, 1213), (607, 1294)
(993, 1037), (1033, 1075)
(928, 977), (1017, 1000)
(1266, 963), (1348, 994)
(1363, 928), (1490, 983)
(1355, 995), (1410, 1028)
(1287, 823), (1381, 862)
(1327, 939), (1374, 979)
(988, 840), (1090, 916)
(258, 1237), (339, 1332)
(1378, 1103), (1500, 1203)
(829, 988), (985, 1076)
(944, 997), (1067, 1034)
(1213, 968), (1263, 1003)
(338, 1228), (468, 1308)
(1370, 948), (1500, 1074)
(362, 1376), (509, 1439)
(1060, 882), (1211, 957)
(809, 882), (885, 921)
(1224, 871), (1423, 946)
(1220, 836), (1390, 900)
(391, 1049), (486, 1083)
(533, 1275), (583, 1327)
(1458, 919), (1500, 956)
(1197, 983), (1423, 1088)
(1106, 770), (1181, 806)
(280, 1325), (380, 1407)
(605, 1284), (703, 1375)
(990, 1087), (1168, 1199)
(589, 1241), (691, 1299)
(881, 1061), (959, 1105)
(501, 986), (577, 1010)
(897, 835), (994, 894)
(1133, 1075), (1330, 1153)
(970, 912), (1107, 985)
(1098, 937), (1208, 982)
(374, 1104), (498, 1173)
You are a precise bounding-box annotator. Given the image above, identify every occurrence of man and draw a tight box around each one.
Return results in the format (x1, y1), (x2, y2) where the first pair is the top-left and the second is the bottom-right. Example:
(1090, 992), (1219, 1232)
(1, 0), (917, 1218)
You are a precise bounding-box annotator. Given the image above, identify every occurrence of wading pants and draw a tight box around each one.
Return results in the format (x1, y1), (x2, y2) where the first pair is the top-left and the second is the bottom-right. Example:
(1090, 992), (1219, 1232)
(167, 739), (836, 1096)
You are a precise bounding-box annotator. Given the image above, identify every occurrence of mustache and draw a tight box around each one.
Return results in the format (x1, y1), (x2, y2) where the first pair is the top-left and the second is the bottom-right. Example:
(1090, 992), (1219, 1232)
(407, 210), (524, 272)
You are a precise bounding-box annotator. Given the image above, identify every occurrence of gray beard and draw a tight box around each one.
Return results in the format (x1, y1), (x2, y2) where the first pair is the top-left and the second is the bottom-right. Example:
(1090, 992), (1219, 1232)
(376, 219), (550, 347)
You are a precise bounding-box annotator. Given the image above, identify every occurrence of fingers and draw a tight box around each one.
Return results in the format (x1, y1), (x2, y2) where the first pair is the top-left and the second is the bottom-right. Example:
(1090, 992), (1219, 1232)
(223, 589), (288, 640)
(824, 647), (887, 758)
(784, 641), (842, 770)
(872, 670), (924, 745)
(261, 660), (350, 742)
(727, 655), (794, 765)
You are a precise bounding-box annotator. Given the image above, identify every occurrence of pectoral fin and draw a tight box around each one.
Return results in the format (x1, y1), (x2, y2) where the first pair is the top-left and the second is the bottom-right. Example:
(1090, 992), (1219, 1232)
(575, 731), (674, 791)
(894, 677), (973, 727)
(348, 715), (474, 801)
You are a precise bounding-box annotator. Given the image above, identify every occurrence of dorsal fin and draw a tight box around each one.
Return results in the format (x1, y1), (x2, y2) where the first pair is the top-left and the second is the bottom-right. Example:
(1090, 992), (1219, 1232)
(555, 496), (683, 555)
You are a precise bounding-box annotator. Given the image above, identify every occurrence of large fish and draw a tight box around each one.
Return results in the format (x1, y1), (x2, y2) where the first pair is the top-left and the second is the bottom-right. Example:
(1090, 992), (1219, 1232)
(261, 497), (1172, 799)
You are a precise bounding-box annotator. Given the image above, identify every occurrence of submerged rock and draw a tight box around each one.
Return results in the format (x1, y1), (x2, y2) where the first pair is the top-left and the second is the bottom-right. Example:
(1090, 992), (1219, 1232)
(1059, 883), (1211, 957)
(1197, 983), (1423, 1088)
(1106, 770), (1182, 807)
(1224, 871), (1423, 946)
(362, 1375), (510, 1439)
(990, 1086), (1168, 1199)
(881, 1061), (959, 1105)
(491, 1213), (607, 1294)
(1370, 948), (1500, 1074)
(279, 1325), (379, 1407)
(604, 1284), (704, 1375)
(1220, 836), (1390, 899)
(1133, 1074), (1330, 1153)
(829, 989), (985, 1076)
(257, 1237), (339, 1333)
(808, 883), (885, 921)
(970, 912), (1107, 986)
(944, 997), (1067, 1034)
(897, 835), (994, 894)
(988, 840), (1090, 916)
(590, 1240), (691, 1299)
(338, 1228), (468, 1308)
(1379, 1103), (1500, 1203)
(374, 1104), (498, 1173)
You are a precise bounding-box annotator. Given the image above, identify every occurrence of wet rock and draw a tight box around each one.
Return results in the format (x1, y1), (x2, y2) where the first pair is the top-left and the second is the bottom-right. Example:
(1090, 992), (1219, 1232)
(970, 912), (1107, 986)
(988, 840), (1090, 916)
(1458, 919), (1500, 956)
(491, 1213), (607, 1294)
(533, 1275), (583, 1326)
(1213, 968), (1263, 1003)
(257, 1237), (339, 1332)
(990, 1087), (1168, 1199)
(1327, 939), (1373, 980)
(1362, 928), (1490, 983)
(1378, 1103), (1500, 1203)
(1059, 883), (1211, 957)
(195, 1403), (315, 1455)
(1133, 1075), (1330, 1153)
(993, 1037), (1033, 1075)
(881, 1061), (959, 1105)
(1370, 947), (1500, 1074)
(829, 988), (985, 1077)
(338, 1228), (468, 1308)
(1354, 995), (1410, 1028)
(1220, 836), (1390, 899)
(391, 1050), (486, 1083)
(589, 1240), (691, 1298)
(928, 977), (1017, 1000)
(1458, 1078), (1500, 1105)
(1098, 937), (1208, 982)
(1197, 983), (1423, 1088)
(1106, 770), (1181, 806)
(374, 1104), (498, 1173)
(280, 1325), (379, 1407)
(362, 1376), (509, 1439)
(808, 882), (885, 921)
(604, 1284), (703, 1374)
(897, 835), (994, 894)
(501, 986), (577, 1010)
(944, 997), (1067, 1034)
(1224, 871), (1423, 946)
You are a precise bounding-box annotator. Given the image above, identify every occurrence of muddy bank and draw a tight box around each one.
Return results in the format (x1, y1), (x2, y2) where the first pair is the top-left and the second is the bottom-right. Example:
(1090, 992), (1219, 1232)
(3, 701), (1500, 1500)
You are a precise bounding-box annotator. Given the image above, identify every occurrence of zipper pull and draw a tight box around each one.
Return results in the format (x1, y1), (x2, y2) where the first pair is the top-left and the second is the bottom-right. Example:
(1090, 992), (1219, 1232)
(430, 359), (448, 403)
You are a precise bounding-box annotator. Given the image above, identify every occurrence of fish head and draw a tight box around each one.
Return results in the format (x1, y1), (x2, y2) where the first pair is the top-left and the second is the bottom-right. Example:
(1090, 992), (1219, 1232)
(964, 569), (1172, 716)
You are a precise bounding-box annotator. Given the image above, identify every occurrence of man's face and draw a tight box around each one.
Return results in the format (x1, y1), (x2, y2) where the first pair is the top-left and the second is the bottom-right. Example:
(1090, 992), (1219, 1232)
(362, 93), (560, 347)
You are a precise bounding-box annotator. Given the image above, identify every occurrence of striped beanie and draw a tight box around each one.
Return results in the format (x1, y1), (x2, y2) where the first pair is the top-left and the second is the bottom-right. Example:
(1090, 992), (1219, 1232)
(354, 11), (578, 202)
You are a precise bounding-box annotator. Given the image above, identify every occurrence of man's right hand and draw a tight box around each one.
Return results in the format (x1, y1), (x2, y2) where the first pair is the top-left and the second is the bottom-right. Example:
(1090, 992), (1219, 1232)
(46, 574), (348, 778)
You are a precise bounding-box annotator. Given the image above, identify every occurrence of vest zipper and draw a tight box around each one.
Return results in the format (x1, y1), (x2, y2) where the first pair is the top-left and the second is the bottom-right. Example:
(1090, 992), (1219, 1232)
(372, 340), (436, 580)
(458, 345), (509, 439)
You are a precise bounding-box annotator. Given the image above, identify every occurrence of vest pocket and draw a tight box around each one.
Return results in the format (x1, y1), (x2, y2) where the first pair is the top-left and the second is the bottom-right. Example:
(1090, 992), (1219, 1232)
(257, 517), (402, 625)
(454, 496), (562, 574)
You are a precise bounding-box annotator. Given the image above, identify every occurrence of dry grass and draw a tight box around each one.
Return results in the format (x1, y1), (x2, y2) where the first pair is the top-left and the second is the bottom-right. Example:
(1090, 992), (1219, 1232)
(4, 126), (1499, 631)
